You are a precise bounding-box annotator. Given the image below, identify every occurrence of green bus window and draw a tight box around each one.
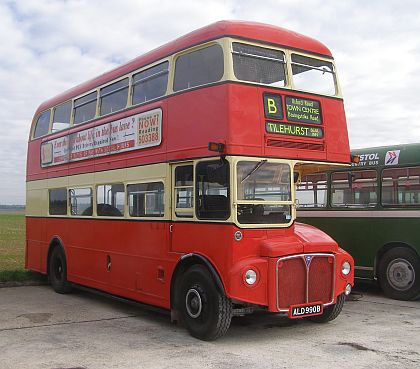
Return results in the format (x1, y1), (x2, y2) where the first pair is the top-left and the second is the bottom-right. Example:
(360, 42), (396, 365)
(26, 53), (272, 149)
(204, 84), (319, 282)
(382, 167), (420, 207)
(331, 170), (377, 207)
(33, 110), (51, 138)
(296, 173), (327, 208)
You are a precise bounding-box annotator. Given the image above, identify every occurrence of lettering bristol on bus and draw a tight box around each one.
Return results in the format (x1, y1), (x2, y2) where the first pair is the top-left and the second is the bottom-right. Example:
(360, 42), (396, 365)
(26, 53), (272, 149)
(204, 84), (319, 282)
(26, 21), (354, 340)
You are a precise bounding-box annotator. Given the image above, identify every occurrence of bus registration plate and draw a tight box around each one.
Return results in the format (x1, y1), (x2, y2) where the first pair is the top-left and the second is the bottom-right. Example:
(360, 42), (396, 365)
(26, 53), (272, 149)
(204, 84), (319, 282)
(289, 302), (323, 319)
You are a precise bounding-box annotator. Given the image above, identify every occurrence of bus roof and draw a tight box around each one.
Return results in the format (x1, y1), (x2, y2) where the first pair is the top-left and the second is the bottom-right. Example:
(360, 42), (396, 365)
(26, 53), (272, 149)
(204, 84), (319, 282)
(35, 20), (332, 116)
(352, 142), (420, 168)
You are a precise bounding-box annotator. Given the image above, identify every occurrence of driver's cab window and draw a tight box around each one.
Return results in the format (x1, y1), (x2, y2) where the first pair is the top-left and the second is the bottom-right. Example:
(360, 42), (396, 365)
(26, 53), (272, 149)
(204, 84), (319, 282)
(196, 160), (230, 220)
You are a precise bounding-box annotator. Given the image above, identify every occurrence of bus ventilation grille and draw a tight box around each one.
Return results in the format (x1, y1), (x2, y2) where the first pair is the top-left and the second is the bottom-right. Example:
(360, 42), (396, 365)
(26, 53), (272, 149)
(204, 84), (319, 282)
(266, 139), (324, 151)
(276, 254), (334, 311)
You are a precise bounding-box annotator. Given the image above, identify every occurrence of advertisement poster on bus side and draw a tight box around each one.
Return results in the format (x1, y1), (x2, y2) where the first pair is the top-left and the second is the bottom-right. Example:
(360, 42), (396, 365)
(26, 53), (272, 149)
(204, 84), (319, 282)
(41, 108), (162, 167)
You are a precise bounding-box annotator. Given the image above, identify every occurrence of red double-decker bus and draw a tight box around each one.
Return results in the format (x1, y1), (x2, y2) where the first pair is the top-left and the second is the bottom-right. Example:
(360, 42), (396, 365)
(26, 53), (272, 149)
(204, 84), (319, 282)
(26, 21), (354, 340)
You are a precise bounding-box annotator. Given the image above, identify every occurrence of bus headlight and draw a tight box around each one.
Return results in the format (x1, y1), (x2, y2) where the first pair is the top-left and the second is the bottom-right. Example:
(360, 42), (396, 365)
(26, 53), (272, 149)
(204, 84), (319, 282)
(341, 261), (351, 276)
(244, 269), (257, 285)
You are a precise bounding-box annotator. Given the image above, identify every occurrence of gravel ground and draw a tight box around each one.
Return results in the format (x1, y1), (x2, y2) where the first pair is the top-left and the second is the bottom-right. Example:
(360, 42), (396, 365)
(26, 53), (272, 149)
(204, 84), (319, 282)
(0, 284), (419, 369)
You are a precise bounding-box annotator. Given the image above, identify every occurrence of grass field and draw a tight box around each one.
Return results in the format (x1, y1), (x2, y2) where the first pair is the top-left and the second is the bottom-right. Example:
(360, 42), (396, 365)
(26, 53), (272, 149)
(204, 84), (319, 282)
(0, 213), (44, 282)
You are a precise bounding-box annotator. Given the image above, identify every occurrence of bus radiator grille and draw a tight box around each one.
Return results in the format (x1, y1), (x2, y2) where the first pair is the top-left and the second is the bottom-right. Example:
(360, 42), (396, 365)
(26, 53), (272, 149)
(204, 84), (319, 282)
(277, 257), (307, 308)
(308, 256), (334, 303)
(276, 254), (335, 311)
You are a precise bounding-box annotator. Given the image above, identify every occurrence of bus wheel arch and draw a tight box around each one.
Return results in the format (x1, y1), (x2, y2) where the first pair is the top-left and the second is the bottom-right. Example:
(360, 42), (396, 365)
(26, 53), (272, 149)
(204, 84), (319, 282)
(171, 253), (226, 310)
(47, 237), (73, 294)
(376, 243), (420, 301)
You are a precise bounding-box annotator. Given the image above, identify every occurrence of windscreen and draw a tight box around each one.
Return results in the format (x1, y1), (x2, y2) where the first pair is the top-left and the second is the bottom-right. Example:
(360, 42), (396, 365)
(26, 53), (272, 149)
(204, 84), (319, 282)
(236, 161), (292, 224)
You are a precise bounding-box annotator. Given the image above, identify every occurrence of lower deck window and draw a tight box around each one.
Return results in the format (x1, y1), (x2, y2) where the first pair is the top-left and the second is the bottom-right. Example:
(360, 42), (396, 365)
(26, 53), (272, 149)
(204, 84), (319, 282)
(174, 165), (194, 218)
(69, 188), (93, 216)
(97, 184), (125, 216)
(49, 188), (67, 215)
(128, 182), (164, 217)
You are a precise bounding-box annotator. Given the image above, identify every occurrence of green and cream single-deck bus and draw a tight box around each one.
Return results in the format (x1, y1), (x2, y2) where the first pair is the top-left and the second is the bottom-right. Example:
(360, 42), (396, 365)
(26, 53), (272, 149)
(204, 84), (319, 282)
(296, 143), (420, 300)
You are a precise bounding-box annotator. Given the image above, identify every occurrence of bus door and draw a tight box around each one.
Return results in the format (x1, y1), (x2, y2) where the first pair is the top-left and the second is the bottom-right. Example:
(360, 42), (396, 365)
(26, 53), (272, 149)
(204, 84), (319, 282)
(170, 162), (195, 253)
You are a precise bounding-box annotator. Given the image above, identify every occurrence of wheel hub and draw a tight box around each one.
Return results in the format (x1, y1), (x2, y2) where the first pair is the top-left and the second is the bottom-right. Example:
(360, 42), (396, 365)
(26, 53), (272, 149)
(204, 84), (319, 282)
(54, 259), (63, 281)
(185, 288), (202, 318)
(387, 258), (415, 291)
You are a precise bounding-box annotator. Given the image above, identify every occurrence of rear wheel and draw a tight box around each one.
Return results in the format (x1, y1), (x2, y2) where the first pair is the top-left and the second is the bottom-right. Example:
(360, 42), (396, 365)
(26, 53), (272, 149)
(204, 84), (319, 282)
(49, 246), (72, 294)
(179, 265), (232, 341)
(378, 247), (420, 301)
(307, 293), (345, 323)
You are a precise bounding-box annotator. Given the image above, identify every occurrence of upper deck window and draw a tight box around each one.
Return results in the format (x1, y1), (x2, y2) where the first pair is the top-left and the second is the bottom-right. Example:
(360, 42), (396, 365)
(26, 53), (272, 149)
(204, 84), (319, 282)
(173, 44), (224, 91)
(232, 43), (286, 87)
(132, 62), (169, 104)
(33, 110), (51, 138)
(52, 101), (71, 133)
(291, 54), (336, 95)
(100, 78), (129, 115)
(74, 92), (97, 124)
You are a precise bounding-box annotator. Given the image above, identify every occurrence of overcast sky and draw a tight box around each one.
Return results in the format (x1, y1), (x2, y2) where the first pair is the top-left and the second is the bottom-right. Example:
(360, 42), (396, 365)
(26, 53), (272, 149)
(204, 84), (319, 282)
(1, 0), (420, 205)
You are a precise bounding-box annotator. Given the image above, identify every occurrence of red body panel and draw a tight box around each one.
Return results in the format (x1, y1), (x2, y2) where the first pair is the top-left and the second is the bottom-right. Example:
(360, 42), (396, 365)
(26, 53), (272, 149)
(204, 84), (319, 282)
(26, 216), (353, 311)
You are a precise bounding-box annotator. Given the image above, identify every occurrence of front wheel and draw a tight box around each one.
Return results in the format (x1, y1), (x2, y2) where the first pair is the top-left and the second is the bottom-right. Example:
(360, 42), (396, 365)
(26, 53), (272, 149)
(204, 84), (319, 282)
(179, 265), (232, 341)
(307, 293), (345, 323)
(378, 247), (420, 301)
(49, 246), (73, 294)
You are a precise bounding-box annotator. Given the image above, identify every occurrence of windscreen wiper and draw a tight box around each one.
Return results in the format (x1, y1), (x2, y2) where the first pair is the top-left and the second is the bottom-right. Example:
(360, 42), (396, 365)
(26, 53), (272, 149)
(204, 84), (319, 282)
(240, 160), (267, 184)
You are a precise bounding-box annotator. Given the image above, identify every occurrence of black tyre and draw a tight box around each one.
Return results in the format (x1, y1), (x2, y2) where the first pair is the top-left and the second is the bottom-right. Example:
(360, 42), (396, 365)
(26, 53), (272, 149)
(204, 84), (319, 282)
(378, 247), (420, 301)
(49, 246), (73, 294)
(179, 265), (232, 341)
(307, 293), (345, 323)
